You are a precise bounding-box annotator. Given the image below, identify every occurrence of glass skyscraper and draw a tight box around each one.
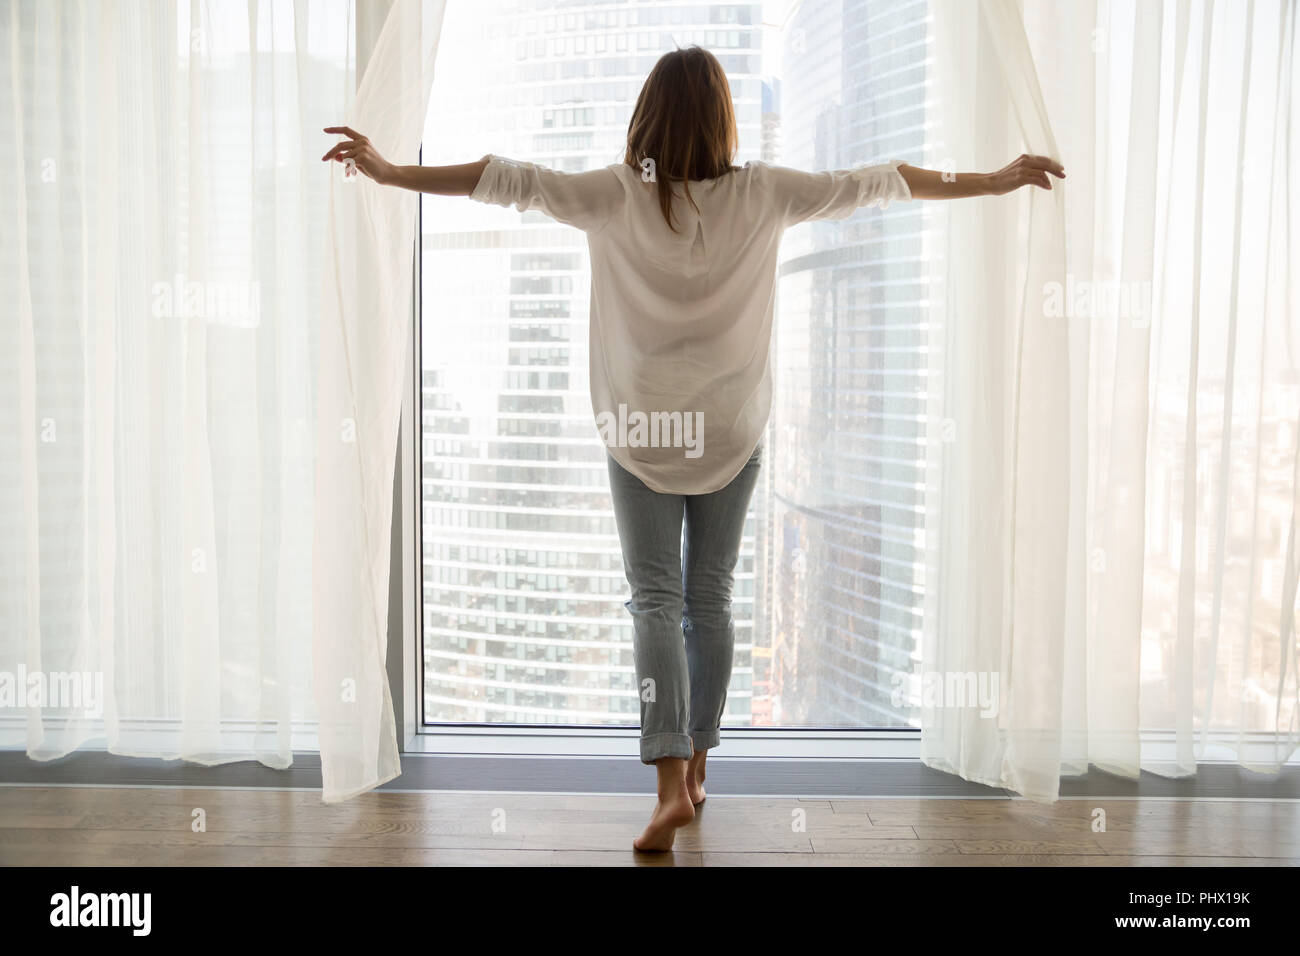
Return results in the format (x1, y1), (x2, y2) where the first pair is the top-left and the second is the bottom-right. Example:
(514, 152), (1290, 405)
(762, 0), (929, 728)
(419, 1), (764, 726)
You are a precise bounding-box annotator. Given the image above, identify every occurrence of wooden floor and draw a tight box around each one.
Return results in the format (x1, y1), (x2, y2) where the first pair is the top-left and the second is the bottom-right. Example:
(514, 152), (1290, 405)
(1, 786), (1298, 866)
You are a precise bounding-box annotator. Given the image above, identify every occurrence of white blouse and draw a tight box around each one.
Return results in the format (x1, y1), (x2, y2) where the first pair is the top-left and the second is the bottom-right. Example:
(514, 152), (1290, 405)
(469, 154), (913, 494)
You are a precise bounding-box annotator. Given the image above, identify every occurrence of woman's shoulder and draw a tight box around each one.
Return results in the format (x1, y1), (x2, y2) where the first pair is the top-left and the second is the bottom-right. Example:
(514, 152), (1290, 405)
(718, 161), (774, 200)
(606, 159), (767, 186)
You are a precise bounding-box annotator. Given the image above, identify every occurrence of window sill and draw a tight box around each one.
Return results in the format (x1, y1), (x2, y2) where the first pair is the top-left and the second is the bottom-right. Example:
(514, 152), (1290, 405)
(406, 726), (922, 759)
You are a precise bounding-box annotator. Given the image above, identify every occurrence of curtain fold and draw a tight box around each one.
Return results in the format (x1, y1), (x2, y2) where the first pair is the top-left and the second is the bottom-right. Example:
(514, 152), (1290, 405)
(922, 0), (1300, 800)
(1, 0), (441, 803)
(312, 0), (443, 803)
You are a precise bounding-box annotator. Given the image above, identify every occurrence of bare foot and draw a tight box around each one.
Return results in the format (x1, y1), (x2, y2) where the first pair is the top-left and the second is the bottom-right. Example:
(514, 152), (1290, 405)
(633, 788), (695, 851)
(633, 761), (695, 852)
(686, 750), (707, 805)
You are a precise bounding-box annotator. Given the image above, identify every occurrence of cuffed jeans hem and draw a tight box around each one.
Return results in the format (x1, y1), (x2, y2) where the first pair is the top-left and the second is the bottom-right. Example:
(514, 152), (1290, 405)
(690, 729), (721, 751)
(640, 732), (694, 764)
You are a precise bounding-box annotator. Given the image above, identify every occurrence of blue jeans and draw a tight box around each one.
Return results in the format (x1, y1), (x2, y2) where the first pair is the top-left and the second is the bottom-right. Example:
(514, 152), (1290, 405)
(606, 444), (763, 763)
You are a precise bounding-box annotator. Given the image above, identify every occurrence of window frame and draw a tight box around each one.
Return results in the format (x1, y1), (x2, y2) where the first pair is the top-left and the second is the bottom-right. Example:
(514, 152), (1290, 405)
(398, 152), (923, 761)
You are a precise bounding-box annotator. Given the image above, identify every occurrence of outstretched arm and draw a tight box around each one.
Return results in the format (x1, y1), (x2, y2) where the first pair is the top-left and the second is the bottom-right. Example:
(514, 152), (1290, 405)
(321, 126), (487, 194)
(386, 160), (488, 195)
(769, 152), (1067, 226)
(323, 127), (626, 233)
(898, 154), (1066, 199)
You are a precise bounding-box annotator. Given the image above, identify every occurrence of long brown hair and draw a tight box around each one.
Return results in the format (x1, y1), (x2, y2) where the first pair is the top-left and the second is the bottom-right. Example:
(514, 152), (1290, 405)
(624, 46), (739, 232)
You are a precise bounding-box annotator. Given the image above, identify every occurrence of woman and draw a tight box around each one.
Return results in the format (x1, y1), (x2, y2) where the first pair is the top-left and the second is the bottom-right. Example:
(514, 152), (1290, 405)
(324, 46), (1064, 852)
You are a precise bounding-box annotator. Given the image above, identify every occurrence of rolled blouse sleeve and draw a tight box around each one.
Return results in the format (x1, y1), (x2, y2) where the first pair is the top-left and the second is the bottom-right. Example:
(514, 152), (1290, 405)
(469, 154), (626, 233)
(765, 159), (912, 227)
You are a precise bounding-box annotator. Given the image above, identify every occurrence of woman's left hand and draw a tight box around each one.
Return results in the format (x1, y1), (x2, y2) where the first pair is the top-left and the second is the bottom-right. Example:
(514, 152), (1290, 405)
(985, 154), (1066, 195)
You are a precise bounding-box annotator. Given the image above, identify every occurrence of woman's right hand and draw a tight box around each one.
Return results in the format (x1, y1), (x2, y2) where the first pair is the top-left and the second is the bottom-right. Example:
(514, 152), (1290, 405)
(986, 154), (1066, 195)
(321, 126), (396, 184)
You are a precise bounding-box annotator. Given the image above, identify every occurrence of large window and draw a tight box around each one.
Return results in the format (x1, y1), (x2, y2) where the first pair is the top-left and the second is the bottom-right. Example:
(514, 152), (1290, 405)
(418, 0), (930, 731)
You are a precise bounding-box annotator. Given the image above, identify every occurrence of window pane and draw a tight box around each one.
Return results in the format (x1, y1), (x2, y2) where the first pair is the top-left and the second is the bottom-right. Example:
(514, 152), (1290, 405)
(420, 0), (929, 730)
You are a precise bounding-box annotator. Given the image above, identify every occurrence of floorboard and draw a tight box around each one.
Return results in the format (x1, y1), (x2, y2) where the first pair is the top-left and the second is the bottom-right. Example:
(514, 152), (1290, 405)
(1, 786), (1296, 866)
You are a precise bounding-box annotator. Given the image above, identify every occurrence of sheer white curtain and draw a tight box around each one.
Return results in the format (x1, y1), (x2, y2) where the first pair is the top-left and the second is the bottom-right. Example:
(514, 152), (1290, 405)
(1, 0), (440, 802)
(313, 0), (442, 801)
(921, 0), (1299, 800)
